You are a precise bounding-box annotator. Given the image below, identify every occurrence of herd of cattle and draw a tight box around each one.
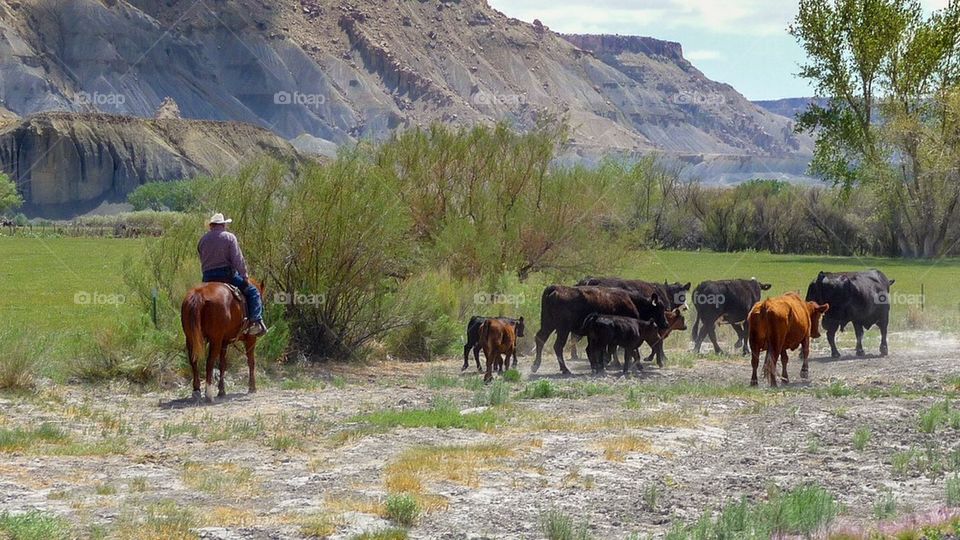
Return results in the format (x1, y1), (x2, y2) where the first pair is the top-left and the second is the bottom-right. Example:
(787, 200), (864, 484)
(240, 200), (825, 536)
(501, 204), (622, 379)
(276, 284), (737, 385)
(466, 270), (895, 386)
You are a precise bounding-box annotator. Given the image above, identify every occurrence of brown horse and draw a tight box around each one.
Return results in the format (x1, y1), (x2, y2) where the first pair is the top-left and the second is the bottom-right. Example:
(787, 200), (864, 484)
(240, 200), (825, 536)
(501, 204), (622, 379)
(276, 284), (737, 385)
(181, 278), (264, 403)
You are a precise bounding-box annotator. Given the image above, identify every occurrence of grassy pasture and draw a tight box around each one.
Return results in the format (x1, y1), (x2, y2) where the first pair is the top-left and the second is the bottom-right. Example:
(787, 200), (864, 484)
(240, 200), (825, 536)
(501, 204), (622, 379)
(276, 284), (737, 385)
(0, 237), (143, 333)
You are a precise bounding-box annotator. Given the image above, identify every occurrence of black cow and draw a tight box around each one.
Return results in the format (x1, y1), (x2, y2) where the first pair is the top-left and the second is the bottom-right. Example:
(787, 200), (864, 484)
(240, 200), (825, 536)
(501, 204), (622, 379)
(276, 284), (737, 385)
(463, 316), (525, 371)
(575, 277), (691, 308)
(692, 278), (772, 355)
(805, 270), (894, 358)
(580, 308), (687, 374)
(532, 285), (668, 375)
(570, 277), (690, 363)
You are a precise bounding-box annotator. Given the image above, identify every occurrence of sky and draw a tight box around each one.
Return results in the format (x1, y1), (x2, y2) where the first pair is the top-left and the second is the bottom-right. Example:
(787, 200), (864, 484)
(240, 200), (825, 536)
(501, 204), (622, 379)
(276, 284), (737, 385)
(487, 0), (951, 101)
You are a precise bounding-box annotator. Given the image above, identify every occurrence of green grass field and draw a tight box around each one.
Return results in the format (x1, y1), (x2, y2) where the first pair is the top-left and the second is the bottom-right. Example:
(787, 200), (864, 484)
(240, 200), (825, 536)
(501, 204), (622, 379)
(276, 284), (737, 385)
(0, 237), (143, 333)
(2, 237), (958, 337)
(631, 249), (959, 311)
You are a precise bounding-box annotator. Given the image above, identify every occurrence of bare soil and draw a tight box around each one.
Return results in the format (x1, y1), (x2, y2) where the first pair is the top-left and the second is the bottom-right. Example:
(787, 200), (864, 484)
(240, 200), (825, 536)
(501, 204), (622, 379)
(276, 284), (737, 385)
(1, 330), (959, 539)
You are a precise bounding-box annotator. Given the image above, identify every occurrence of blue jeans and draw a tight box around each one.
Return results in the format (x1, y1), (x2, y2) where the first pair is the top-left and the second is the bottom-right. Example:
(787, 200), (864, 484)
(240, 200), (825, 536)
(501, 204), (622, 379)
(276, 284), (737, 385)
(202, 267), (263, 323)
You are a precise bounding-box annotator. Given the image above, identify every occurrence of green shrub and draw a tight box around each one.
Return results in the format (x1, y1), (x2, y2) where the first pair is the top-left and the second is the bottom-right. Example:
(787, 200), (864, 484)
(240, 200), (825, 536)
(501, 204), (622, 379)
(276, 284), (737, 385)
(0, 511), (70, 540)
(385, 270), (462, 361)
(666, 484), (838, 539)
(873, 489), (897, 519)
(0, 329), (47, 390)
(502, 369), (521, 383)
(474, 380), (510, 406)
(852, 426), (871, 451)
(948, 475), (960, 506)
(351, 528), (408, 540)
(540, 509), (591, 540)
(522, 379), (558, 399)
(352, 398), (497, 431)
(384, 494), (420, 526)
(127, 178), (213, 212)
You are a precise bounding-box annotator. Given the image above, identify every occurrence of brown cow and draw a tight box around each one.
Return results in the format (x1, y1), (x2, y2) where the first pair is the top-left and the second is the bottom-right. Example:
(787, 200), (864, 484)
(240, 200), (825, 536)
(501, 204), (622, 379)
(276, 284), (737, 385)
(479, 318), (518, 383)
(747, 292), (829, 387)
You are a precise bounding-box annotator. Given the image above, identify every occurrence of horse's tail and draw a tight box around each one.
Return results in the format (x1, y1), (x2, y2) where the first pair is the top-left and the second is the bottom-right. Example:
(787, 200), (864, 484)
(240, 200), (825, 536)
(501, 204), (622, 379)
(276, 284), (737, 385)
(181, 291), (205, 366)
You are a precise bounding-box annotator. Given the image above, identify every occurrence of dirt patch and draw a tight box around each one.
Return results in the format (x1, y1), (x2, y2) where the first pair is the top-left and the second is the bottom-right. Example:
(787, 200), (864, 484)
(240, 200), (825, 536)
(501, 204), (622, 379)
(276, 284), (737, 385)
(1, 331), (959, 538)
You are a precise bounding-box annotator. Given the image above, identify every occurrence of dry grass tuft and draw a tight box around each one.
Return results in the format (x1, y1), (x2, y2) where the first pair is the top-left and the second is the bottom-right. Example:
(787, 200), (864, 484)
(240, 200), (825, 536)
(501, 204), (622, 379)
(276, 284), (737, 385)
(385, 443), (513, 492)
(599, 435), (653, 462)
(181, 462), (258, 500)
(205, 506), (257, 527)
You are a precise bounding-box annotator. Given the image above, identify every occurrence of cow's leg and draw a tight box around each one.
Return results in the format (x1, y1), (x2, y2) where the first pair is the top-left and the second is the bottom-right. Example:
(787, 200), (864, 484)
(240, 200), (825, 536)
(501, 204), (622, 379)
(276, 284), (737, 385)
(553, 330), (573, 375)
(474, 344), (483, 372)
(800, 337), (810, 379)
(620, 345), (632, 374)
(692, 315), (703, 354)
(750, 347), (761, 387)
(826, 321), (841, 358)
(607, 346), (622, 370)
(511, 348), (519, 369)
(779, 350), (789, 384)
(879, 312), (890, 356)
(532, 328), (553, 373)
(741, 319), (750, 356)
(483, 349), (496, 383)
(205, 341), (220, 403)
(733, 323), (750, 355)
(655, 341), (667, 368)
(853, 322), (866, 357)
(462, 343), (471, 371)
(707, 325), (725, 355)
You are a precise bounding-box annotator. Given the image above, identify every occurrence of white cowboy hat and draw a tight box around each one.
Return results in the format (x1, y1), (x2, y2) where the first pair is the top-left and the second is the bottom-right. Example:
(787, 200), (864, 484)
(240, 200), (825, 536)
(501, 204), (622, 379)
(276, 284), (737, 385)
(208, 212), (233, 225)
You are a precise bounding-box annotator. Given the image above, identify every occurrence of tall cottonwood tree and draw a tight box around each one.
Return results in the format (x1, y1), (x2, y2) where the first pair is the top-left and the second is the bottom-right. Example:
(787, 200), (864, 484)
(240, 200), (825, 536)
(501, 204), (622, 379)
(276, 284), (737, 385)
(792, 0), (960, 257)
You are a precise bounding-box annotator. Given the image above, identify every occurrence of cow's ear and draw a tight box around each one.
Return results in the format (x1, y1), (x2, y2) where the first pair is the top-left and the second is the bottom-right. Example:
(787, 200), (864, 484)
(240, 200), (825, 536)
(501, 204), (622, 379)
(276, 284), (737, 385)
(651, 293), (661, 306)
(683, 282), (691, 290)
(518, 316), (524, 323)
(889, 279), (895, 286)
(818, 303), (830, 313)
(760, 283), (772, 290)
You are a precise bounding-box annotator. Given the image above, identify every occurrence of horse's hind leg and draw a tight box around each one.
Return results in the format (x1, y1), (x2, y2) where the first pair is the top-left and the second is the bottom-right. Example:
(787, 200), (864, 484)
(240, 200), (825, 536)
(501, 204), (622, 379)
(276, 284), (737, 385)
(187, 339), (202, 402)
(245, 339), (257, 394)
(217, 345), (228, 398)
(205, 341), (220, 403)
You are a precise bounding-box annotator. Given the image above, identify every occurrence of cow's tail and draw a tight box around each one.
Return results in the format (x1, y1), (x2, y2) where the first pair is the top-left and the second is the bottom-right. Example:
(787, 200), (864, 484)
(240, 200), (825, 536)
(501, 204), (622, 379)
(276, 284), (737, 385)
(691, 312), (700, 341)
(182, 292), (205, 368)
(478, 319), (492, 344)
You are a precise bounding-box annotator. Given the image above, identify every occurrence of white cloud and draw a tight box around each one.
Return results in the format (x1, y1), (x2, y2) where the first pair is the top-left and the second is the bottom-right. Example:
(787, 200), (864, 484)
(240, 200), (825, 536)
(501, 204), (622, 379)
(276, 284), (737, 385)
(487, 0), (797, 37)
(685, 49), (723, 61)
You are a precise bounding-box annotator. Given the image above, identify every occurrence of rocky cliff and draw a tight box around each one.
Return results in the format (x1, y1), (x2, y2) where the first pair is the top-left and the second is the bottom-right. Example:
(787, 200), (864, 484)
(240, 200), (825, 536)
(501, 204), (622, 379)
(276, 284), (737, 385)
(0, 113), (299, 217)
(0, 0), (814, 216)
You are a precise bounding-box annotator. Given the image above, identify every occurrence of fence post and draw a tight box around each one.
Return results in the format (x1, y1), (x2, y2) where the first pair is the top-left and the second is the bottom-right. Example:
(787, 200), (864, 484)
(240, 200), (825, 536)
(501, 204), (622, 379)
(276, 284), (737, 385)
(151, 287), (159, 329)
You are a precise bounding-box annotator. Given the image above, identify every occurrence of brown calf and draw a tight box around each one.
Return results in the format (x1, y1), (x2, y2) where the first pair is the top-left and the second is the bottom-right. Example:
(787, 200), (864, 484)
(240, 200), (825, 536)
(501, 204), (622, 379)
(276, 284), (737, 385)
(747, 292), (829, 387)
(479, 318), (518, 383)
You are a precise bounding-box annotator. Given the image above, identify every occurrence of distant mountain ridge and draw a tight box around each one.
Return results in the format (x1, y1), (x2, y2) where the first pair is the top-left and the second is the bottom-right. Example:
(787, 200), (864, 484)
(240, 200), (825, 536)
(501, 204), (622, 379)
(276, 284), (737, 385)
(0, 0), (815, 216)
(752, 97), (830, 121)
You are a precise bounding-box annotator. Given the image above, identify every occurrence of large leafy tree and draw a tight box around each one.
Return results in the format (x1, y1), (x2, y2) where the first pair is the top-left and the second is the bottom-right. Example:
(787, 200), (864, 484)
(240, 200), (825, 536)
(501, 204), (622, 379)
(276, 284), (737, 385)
(0, 173), (23, 216)
(792, 0), (960, 257)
